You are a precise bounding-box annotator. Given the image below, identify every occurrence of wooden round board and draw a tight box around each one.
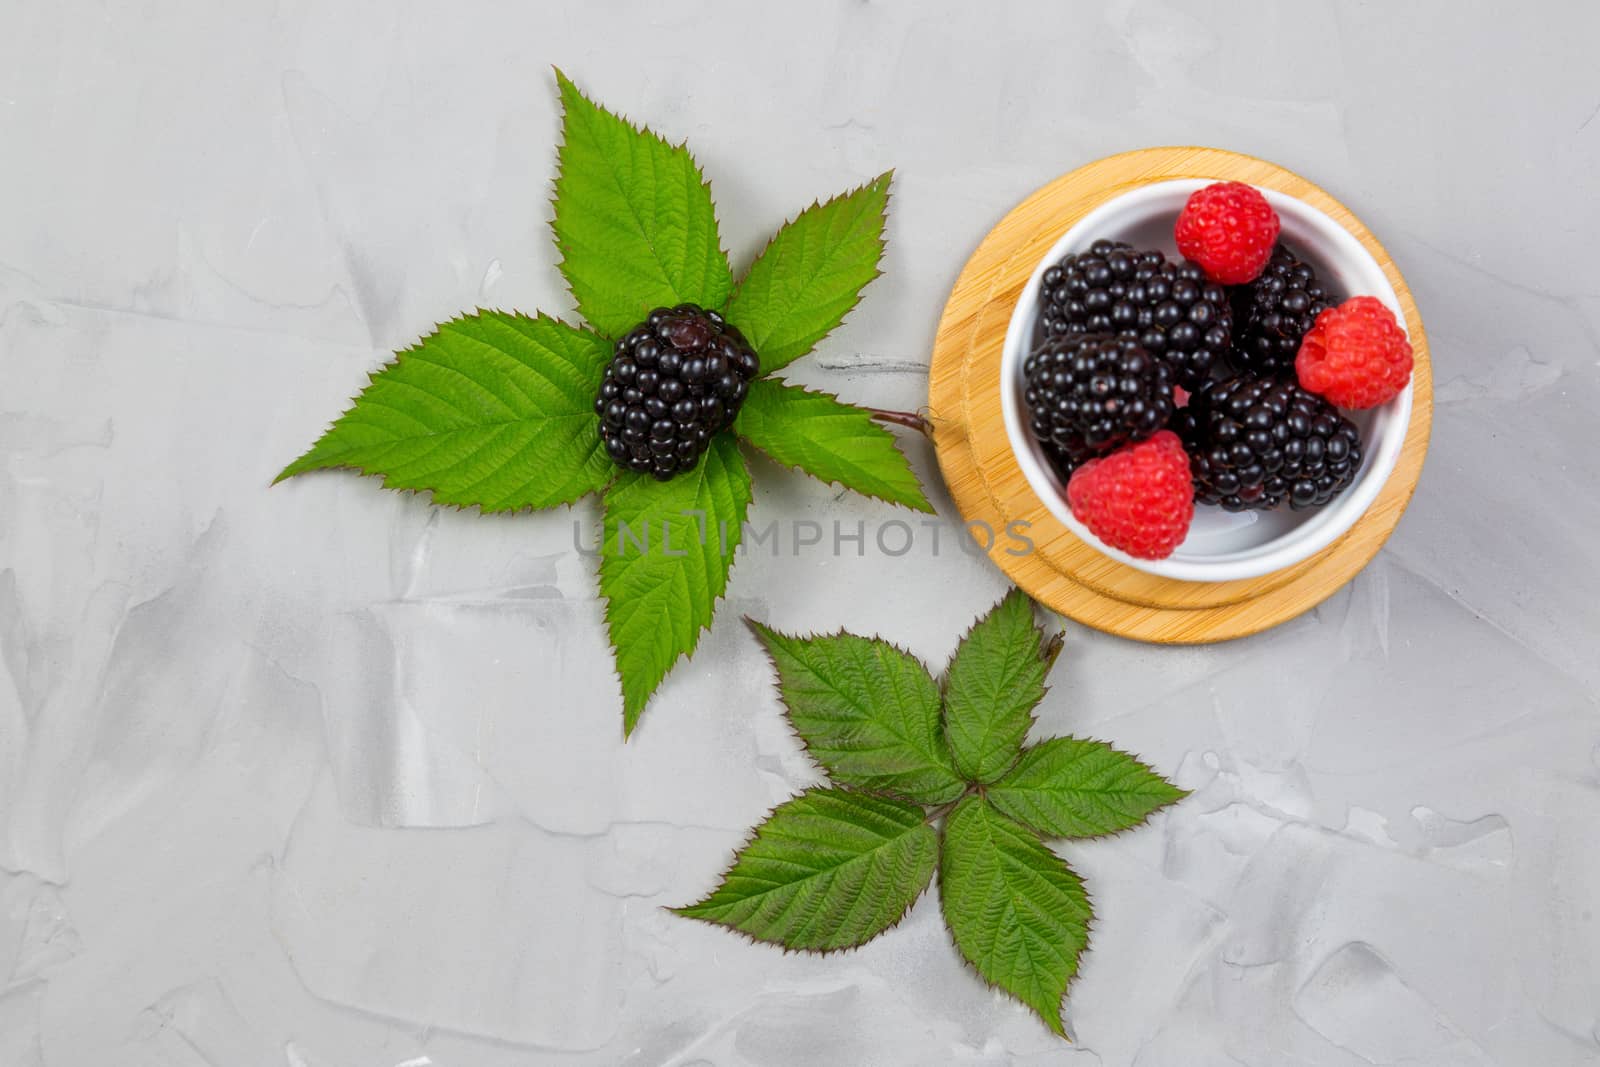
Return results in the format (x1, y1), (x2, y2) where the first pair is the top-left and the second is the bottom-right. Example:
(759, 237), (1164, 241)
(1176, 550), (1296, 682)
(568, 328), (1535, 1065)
(927, 147), (1433, 642)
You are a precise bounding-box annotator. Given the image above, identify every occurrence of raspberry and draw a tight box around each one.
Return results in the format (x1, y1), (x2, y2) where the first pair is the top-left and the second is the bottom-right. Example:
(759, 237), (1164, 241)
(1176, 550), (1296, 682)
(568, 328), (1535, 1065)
(1230, 245), (1334, 376)
(1175, 182), (1280, 285)
(1022, 333), (1175, 479)
(1295, 296), (1413, 409)
(595, 304), (760, 480)
(1037, 239), (1233, 389)
(1174, 376), (1362, 511)
(1066, 430), (1195, 560)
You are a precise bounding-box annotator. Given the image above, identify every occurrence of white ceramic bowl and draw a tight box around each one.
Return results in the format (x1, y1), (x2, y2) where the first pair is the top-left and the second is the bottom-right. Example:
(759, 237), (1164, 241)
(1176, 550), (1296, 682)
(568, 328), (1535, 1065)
(1000, 179), (1413, 582)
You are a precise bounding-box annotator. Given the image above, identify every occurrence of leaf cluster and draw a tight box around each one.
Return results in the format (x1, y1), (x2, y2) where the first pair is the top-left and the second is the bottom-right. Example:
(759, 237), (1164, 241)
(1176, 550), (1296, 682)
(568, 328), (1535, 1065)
(278, 71), (929, 733)
(674, 591), (1187, 1035)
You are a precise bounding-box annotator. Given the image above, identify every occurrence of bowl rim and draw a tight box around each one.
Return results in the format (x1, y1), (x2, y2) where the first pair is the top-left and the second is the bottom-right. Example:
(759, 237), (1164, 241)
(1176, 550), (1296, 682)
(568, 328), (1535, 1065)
(999, 177), (1415, 583)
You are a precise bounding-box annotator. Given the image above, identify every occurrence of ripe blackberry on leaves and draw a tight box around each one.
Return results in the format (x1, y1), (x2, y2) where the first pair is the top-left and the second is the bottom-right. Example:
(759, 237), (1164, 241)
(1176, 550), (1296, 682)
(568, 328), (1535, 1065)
(1037, 239), (1233, 390)
(596, 304), (760, 480)
(1023, 333), (1175, 478)
(1230, 245), (1334, 376)
(1174, 375), (1362, 512)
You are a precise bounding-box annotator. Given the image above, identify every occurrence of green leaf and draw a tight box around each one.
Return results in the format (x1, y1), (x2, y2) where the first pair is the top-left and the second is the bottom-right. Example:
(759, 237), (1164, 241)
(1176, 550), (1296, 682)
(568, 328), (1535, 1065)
(734, 379), (931, 512)
(987, 737), (1186, 839)
(942, 590), (1051, 783)
(674, 787), (937, 951)
(552, 70), (733, 337)
(939, 797), (1092, 1035)
(276, 312), (612, 511)
(748, 623), (964, 804)
(726, 172), (890, 374)
(601, 433), (751, 735)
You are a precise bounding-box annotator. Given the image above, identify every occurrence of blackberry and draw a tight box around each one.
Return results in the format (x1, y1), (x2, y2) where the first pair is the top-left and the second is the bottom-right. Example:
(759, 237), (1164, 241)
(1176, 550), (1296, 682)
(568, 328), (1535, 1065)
(1229, 245), (1334, 376)
(1174, 376), (1362, 512)
(595, 304), (760, 480)
(1037, 239), (1233, 390)
(1023, 333), (1174, 478)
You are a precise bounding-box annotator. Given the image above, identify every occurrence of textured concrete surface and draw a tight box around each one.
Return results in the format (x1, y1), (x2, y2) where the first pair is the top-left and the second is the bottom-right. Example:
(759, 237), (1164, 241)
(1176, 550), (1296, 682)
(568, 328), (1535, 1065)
(3, 1), (1599, 1064)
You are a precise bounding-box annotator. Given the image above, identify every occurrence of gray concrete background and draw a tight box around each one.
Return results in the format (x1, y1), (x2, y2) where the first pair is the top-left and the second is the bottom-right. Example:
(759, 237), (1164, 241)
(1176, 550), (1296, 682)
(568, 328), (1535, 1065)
(2, 1), (1598, 1064)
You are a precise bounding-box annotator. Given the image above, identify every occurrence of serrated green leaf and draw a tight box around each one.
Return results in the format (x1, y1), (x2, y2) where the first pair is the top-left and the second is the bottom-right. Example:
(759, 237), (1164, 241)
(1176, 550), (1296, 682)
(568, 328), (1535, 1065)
(726, 172), (890, 374)
(552, 70), (733, 336)
(749, 623), (964, 804)
(733, 379), (932, 512)
(601, 433), (751, 735)
(987, 737), (1186, 839)
(942, 590), (1050, 783)
(276, 312), (613, 511)
(939, 797), (1091, 1035)
(674, 787), (937, 951)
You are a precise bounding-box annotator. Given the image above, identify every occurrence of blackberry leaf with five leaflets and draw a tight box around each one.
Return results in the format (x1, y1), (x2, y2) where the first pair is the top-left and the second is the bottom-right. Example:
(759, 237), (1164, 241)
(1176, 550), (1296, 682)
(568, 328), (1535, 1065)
(552, 70), (733, 336)
(279, 70), (928, 734)
(942, 589), (1053, 783)
(673, 788), (938, 951)
(602, 433), (751, 735)
(987, 736), (1187, 839)
(734, 379), (933, 512)
(938, 796), (1092, 1036)
(275, 312), (613, 511)
(748, 621), (964, 805)
(682, 596), (1187, 1038)
(726, 173), (891, 375)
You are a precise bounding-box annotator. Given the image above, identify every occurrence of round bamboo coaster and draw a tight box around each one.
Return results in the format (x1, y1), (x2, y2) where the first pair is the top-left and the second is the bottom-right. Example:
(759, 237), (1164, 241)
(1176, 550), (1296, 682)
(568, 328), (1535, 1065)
(927, 147), (1432, 642)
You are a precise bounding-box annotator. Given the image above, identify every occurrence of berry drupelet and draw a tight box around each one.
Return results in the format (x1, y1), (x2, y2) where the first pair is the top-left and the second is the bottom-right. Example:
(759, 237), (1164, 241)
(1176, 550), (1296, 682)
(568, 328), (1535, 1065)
(1037, 239), (1233, 390)
(595, 304), (760, 480)
(1174, 375), (1363, 512)
(1229, 245), (1334, 377)
(1023, 332), (1175, 479)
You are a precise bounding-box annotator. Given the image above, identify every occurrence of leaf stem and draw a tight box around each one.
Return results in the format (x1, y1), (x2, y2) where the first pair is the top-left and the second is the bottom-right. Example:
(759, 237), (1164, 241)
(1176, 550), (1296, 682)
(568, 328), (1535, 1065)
(924, 783), (980, 825)
(865, 406), (932, 436)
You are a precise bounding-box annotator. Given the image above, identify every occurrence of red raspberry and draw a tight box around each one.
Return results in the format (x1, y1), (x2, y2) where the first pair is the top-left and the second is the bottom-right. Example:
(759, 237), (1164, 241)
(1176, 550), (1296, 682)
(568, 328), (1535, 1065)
(1066, 430), (1194, 560)
(1295, 296), (1413, 408)
(1174, 182), (1280, 285)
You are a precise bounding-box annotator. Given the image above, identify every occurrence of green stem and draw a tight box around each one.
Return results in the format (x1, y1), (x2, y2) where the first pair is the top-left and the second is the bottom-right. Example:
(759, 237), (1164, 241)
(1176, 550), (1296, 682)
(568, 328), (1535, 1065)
(924, 783), (980, 825)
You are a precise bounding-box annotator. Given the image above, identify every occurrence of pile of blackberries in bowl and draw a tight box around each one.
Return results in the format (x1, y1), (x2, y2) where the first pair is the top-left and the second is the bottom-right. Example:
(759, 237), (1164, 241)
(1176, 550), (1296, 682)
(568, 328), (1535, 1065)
(1000, 179), (1415, 580)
